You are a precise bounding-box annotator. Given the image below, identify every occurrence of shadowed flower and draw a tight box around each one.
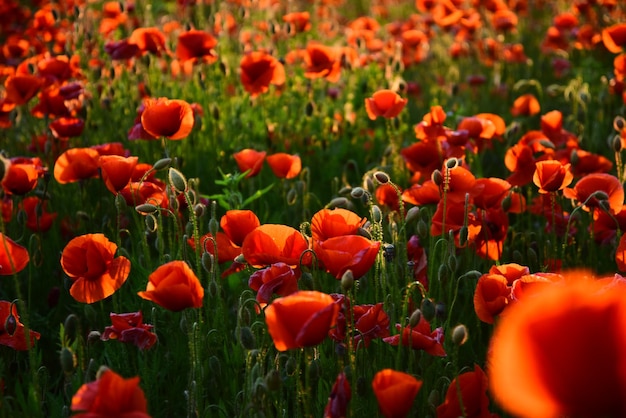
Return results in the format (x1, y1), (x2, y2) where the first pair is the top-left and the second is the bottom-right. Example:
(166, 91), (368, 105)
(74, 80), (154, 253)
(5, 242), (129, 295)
(0, 300), (40, 350)
(488, 276), (626, 418)
(53, 147), (100, 184)
(304, 42), (342, 83)
(533, 160), (573, 194)
(264, 290), (339, 351)
(383, 316), (446, 356)
(510, 94), (540, 116)
(436, 365), (496, 418)
(141, 97), (195, 140)
(602, 23), (626, 54)
(176, 29), (218, 65)
(61, 234), (131, 304)
(365, 89), (408, 120)
(49, 117), (85, 139)
(4, 74), (43, 105)
(129, 27), (167, 56)
(372, 369), (422, 418)
(266, 153), (301, 179)
(240, 51), (286, 97)
(0, 233), (30, 275)
(248, 262), (300, 307)
(101, 312), (157, 350)
(242, 224), (310, 267)
(324, 372), (351, 418)
(99, 155), (139, 194)
(1, 160), (39, 195)
(563, 172), (624, 214)
(71, 368), (150, 418)
(314, 235), (380, 279)
(138, 261), (204, 311)
(233, 149), (266, 177)
(20, 196), (57, 232)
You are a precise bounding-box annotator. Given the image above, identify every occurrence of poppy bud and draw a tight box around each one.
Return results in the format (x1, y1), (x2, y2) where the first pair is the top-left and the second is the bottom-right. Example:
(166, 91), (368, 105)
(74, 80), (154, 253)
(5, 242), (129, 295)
(447, 254), (457, 273)
(208, 217), (219, 237)
(610, 135), (623, 152)
(614, 116), (626, 132)
(436, 302), (447, 320)
(570, 149), (579, 166)
(201, 251), (214, 273)
(417, 219), (428, 238)
(153, 157), (172, 171)
(135, 203), (159, 214)
(60, 347), (77, 375)
(445, 158), (460, 170)
(371, 205), (383, 223)
(208, 279), (219, 298)
(4, 311), (17, 336)
(266, 369), (281, 391)
(287, 188), (298, 205)
(238, 326), (255, 350)
(305, 101), (314, 117)
(538, 139), (555, 149)
(308, 359), (321, 384)
(285, 356), (297, 376)
(409, 309), (422, 328)
(341, 269), (354, 291)
(431, 169), (443, 186)
(209, 355), (221, 378)
(363, 176), (375, 193)
(350, 187), (365, 199)
(405, 206), (420, 224)
(452, 324), (468, 346)
(144, 214), (157, 232)
(513, 249), (523, 264)
(593, 190), (610, 201)
(328, 197), (350, 209)
(501, 194), (512, 212)
(458, 226), (469, 247)
(168, 167), (188, 193)
(420, 298), (436, 322)
(374, 171), (390, 184)
(64, 314), (79, 343)
(427, 389), (441, 408)
(527, 247), (538, 269)
(88, 331), (102, 345)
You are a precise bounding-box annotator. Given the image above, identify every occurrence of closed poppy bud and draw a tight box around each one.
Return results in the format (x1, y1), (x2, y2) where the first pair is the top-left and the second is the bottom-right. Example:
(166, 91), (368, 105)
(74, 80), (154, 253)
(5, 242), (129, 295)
(138, 260), (204, 311)
(141, 97), (194, 140)
(4, 310), (17, 336)
(365, 90), (408, 120)
(264, 290), (339, 351)
(420, 298), (436, 322)
(451, 324), (468, 346)
(168, 167), (188, 193)
(372, 369), (422, 418)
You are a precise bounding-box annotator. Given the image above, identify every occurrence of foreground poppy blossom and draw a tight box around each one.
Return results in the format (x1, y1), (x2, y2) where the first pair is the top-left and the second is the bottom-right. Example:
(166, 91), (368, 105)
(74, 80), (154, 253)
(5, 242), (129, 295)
(0, 300), (40, 350)
(602, 23), (626, 54)
(71, 368), (150, 418)
(310, 208), (366, 241)
(372, 369), (422, 418)
(0, 233), (30, 275)
(99, 155), (139, 194)
(140, 97), (194, 140)
(138, 261), (204, 311)
(53, 147), (100, 184)
(489, 276), (626, 418)
(264, 290), (339, 351)
(436, 365), (495, 418)
(314, 235), (380, 279)
(233, 149), (266, 177)
(266, 153), (301, 179)
(241, 224), (310, 267)
(101, 311), (157, 350)
(365, 89), (408, 120)
(61, 234), (131, 304)
(239, 51), (286, 97)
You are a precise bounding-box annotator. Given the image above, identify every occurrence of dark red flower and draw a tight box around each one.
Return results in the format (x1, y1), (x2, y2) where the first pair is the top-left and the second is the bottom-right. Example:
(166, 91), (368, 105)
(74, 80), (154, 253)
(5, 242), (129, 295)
(0, 300), (40, 351)
(101, 312), (157, 350)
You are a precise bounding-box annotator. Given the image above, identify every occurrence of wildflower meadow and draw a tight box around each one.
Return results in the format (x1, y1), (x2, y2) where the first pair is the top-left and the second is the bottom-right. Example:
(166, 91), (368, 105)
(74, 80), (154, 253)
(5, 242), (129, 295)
(2, 0), (626, 417)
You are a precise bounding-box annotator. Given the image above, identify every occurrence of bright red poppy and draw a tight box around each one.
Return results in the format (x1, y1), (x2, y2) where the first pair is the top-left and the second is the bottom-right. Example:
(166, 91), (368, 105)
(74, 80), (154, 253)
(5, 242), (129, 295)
(61, 234), (131, 304)
(49, 117), (85, 139)
(1, 160), (39, 195)
(264, 290), (339, 351)
(372, 369), (422, 418)
(140, 97), (195, 140)
(303, 42), (342, 83)
(0, 233), (30, 275)
(402, 180), (441, 206)
(71, 368), (150, 418)
(99, 155), (139, 194)
(0, 300), (40, 350)
(283, 11), (311, 34)
(532, 160), (573, 194)
(233, 149), (266, 177)
(310, 208), (366, 242)
(436, 365), (495, 418)
(563, 172), (624, 214)
(101, 311), (157, 350)
(314, 235), (380, 279)
(176, 29), (218, 65)
(510, 93), (541, 116)
(489, 276), (626, 418)
(331, 299), (391, 349)
(602, 23), (626, 54)
(383, 316), (446, 356)
(138, 260), (204, 312)
(220, 209), (261, 246)
(365, 89), (408, 120)
(53, 147), (100, 184)
(248, 262), (300, 307)
(241, 224), (310, 268)
(240, 51), (286, 97)
(129, 27), (167, 56)
(4, 74), (43, 105)
(266, 153), (301, 179)
(615, 234), (626, 272)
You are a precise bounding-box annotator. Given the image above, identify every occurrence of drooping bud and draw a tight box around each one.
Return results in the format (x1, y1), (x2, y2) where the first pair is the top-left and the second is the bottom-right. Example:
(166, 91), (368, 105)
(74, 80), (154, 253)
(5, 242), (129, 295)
(238, 326), (255, 350)
(373, 171), (390, 184)
(153, 157), (172, 171)
(350, 187), (365, 199)
(451, 324), (468, 346)
(341, 269), (354, 291)
(60, 347), (77, 375)
(431, 169), (443, 186)
(371, 205), (383, 223)
(409, 309), (422, 328)
(135, 203), (159, 214)
(405, 206), (420, 224)
(420, 298), (436, 322)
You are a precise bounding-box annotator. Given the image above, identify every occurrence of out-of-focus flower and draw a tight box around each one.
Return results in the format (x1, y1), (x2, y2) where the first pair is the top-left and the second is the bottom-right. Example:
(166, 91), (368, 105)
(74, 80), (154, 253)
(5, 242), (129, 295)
(365, 89), (408, 120)
(266, 153), (301, 179)
(372, 369), (422, 418)
(240, 51), (285, 97)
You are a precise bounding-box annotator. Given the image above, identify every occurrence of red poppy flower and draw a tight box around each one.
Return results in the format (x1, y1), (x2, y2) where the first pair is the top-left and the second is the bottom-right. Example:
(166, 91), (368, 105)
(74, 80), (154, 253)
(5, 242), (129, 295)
(0, 300), (40, 350)
(510, 93), (540, 117)
(375, 183), (402, 212)
(615, 234), (626, 272)
(436, 365), (494, 418)
(49, 117), (85, 139)
(474, 207), (509, 261)
(240, 51), (286, 98)
(119, 181), (167, 208)
(233, 149), (266, 177)
(61, 234), (131, 304)
(248, 262), (300, 307)
(104, 39), (140, 60)
(283, 11), (311, 33)
(471, 177), (511, 210)
(140, 97), (195, 140)
(304, 42), (342, 83)
(176, 29), (218, 65)
(473, 273), (510, 324)
(266, 153), (301, 179)
(99, 155), (139, 194)
(352, 303), (391, 348)
(489, 277), (626, 418)
(71, 368), (150, 418)
(401, 141), (444, 184)
(0, 233), (29, 275)
(533, 160), (573, 194)
(190, 232), (241, 265)
(4, 74), (43, 105)
(310, 208), (366, 242)
(431, 200), (481, 247)
(401, 180), (440, 206)
(563, 173), (624, 214)
(264, 290), (339, 351)
(324, 372), (351, 418)
(129, 27), (167, 56)
(314, 235), (380, 279)
(365, 89), (408, 120)
(53, 147), (100, 184)
(20, 196), (57, 232)
(372, 369), (422, 418)
(220, 209), (261, 246)
(602, 23), (626, 54)
(241, 224), (310, 268)
(101, 312), (157, 350)
(138, 261), (204, 312)
(1, 161), (39, 195)
(383, 316), (446, 356)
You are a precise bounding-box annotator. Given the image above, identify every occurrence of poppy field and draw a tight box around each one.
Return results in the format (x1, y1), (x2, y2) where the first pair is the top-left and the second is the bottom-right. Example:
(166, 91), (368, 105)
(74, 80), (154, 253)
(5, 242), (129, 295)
(2, 0), (626, 417)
